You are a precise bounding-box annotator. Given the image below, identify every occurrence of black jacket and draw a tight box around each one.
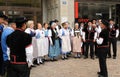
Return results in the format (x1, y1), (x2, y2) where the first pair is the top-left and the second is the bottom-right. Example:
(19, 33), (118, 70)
(6, 29), (32, 62)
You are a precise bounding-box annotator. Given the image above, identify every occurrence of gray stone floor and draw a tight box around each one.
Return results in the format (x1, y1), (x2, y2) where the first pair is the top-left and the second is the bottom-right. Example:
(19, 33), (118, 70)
(30, 42), (120, 77)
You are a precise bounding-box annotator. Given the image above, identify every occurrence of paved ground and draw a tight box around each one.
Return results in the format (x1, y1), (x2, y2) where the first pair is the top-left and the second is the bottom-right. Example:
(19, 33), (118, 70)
(30, 42), (120, 77)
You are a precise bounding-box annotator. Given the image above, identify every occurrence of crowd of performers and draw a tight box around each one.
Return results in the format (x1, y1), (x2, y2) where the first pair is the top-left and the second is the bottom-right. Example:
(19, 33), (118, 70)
(0, 11), (119, 77)
(24, 19), (119, 65)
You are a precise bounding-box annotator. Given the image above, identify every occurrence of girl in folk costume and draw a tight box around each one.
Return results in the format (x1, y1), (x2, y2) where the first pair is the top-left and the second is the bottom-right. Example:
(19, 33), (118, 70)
(72, 23), (82, 58)
(48, 22), (61, 61)
(43, 23), (49, 58)
(59, 22), (71, 60)
(35, 23), (46, 64)
(25, 20), (36, 67)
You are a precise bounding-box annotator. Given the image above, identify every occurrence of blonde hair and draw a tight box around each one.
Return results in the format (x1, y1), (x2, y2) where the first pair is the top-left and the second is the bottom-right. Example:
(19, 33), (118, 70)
(26, 20), (34, 28)
(75, 23), (79, 26)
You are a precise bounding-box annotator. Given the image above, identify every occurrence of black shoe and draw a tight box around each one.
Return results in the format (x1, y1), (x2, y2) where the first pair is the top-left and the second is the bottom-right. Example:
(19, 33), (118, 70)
(98, 74), (107, 77)
(65, 57), (68, 60)
(62, 56), (65, 60)
(107, 56), (111, 58)
(31, 65), (37, 67)
(84, 56), (88, 59)
(91, 56), (94, 60)
(98, 75), (104, 77)
(50, 58), (54, 61)
(113, 56), (116, 59)
(36, 63), (40, 65)
(53, 58), (58, 61)
(97, 72), (102, 75)
(95, 56), (98, 58)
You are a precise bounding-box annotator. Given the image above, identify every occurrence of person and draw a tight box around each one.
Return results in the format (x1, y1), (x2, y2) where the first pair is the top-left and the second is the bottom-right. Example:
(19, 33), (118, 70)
(96, 20), (109, 77)
(108, 19), (119, 59)
(35, 23), (46, 64)
(0, 12), (8, 76)
(43, 23), (49, 60)
(72, 23), (82, 58)
(54, 19), (61, 33)
(59, 22), (71, 60)
(94, 19), (102, 58)
(6, 16), (32, 77)
(1, 18), (16, 76)
(84, 21), (96, 59)
(79, 22), (85, 55)
(25, 20), (36, 67)
(48, 22), (61, 61)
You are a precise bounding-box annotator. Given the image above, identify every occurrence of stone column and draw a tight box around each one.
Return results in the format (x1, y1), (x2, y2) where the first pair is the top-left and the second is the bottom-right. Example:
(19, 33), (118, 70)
(42, 0), (48, 23)
(59, 0), (74, 27)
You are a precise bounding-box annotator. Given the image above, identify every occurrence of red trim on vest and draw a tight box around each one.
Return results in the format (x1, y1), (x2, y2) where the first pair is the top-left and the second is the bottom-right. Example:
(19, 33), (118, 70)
(97, 45), (109, 48)
(10, 55), (27, 64)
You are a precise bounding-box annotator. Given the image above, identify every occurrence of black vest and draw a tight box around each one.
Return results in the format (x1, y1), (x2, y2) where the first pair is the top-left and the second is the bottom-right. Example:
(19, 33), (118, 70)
(51, 29), (59, 45)
(6, 30), (32, 62)
(85, 27), (95, 41)
(109, 25), (118, 38)
(98, 29), (109, 47)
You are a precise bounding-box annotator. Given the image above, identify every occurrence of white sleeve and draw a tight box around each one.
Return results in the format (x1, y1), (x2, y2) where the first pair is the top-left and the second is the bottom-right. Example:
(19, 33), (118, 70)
(96, 26), (101, 34)
(48, 30), (52, 37)
(25, 44), (33, 67)
(82, 32), (85, 41)
(48, 30), (53, 45)
(59, 29), (62, 38)
(70, 29), (74, 36)
(7, 47), (10, 60)
(94, 32), (97, 40)
(116, 29), (119, 38)
(96, 38), (103, 45)
(25, 29), (31, 34)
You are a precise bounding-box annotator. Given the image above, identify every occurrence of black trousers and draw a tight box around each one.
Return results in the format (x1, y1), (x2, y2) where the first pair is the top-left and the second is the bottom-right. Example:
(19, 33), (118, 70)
(82, 42), (85, 55)
(108, 38), (117, 57)
(7, 64), (30, 77)
(98, 47), (108, 77)
(95, 42), (98, 57)
(84, 41), (94, 57)
(0, 46), (4, 76)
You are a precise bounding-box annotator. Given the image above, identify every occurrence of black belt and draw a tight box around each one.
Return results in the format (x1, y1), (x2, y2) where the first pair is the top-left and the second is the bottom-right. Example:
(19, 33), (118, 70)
(10, 55), (27, 64)
(97, 45), (109, 48)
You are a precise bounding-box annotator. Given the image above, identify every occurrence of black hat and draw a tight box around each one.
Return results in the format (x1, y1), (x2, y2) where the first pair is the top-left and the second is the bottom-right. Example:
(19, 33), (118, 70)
(0, 11), (4, 18)
(8, 18), (15, 23)
(54, 19), (59, 22)
(101, 19), (109, 27)
(0, 11), (8, 19)
(4, 15), (8, 21)
(15, 16), (28, 28)
(49, 20), (54, 26)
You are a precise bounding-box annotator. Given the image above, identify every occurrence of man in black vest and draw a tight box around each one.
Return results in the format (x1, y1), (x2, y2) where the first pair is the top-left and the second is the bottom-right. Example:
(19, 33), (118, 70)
(84, 21), (96, 59)
(6, 16), (32, 77)
(0, 12), (8, 76)
(96, 20), (109, 77)
(108, 19), (119, 59)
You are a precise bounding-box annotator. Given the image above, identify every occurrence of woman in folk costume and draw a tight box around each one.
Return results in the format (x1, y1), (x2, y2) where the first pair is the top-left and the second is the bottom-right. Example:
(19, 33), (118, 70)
(43, 23), (49, 58)
(48, 22), (61, 61)
(35, 23), (46, 64)
(25, 20), (36, 67)
(59, 22), (71, 60)
(72, 23), (82, 58)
